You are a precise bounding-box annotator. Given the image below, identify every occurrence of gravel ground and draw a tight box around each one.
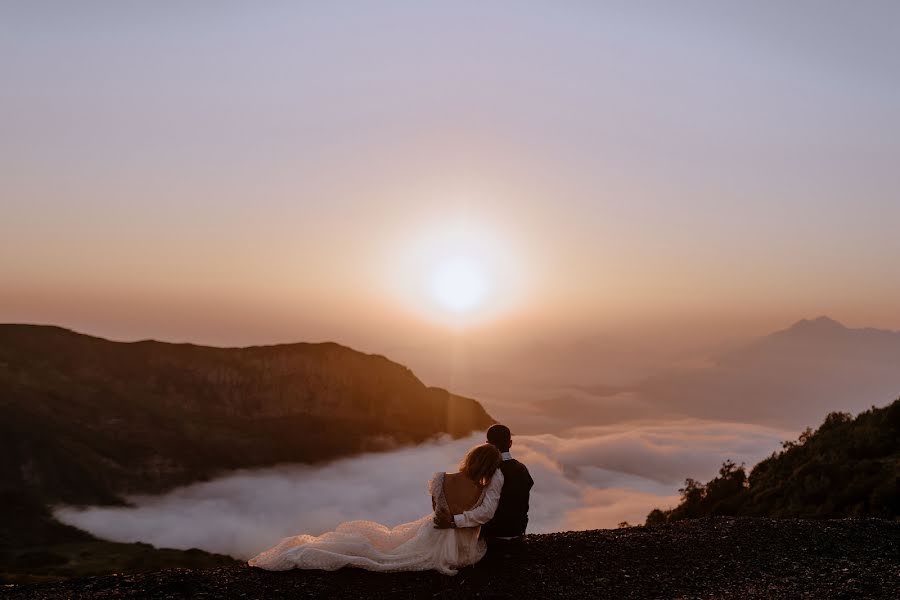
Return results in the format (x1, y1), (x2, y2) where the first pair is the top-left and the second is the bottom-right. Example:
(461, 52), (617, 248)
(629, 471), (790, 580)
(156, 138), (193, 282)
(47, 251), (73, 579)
(4, 517), (899, 599)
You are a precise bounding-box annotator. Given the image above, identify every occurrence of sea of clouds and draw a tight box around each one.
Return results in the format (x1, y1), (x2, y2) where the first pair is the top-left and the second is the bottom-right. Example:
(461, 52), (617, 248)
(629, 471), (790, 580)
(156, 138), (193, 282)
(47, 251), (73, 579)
(54, 420), (790, 559)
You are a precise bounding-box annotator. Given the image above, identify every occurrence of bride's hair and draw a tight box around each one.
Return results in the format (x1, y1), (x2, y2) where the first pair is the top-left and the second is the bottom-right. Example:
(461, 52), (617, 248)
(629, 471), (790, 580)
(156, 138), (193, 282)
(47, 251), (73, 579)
(459, 443), (502, 487)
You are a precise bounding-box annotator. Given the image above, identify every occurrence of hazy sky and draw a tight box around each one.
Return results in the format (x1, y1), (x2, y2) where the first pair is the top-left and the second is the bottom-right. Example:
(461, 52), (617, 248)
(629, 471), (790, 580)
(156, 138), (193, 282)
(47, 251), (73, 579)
(3, 2), (899, 357)
(7, 4), (899, 542)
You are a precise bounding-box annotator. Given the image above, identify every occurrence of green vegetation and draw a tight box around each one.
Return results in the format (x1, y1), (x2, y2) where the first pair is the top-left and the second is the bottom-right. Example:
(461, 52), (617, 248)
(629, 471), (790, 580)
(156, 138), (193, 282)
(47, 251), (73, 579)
(647, 398), (900, 525)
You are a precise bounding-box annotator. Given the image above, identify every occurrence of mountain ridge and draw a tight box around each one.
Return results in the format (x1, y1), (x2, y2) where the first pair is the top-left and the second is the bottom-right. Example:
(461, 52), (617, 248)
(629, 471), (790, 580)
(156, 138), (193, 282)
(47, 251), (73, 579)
(766, 315), (900, 344)
(635, 316), (900, 426)
(0, 324), (493, 500)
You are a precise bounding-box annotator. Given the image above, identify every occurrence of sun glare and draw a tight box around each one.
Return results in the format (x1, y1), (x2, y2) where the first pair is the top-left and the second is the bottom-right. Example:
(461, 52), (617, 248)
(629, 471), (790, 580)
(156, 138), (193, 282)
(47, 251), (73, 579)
(385, 213), (526, 328)
(429, 257), (489, 314)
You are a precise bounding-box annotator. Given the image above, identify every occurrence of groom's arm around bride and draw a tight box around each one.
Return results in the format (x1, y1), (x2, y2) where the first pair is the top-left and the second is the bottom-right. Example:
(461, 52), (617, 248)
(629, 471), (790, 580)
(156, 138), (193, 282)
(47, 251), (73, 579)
(434, 469), (504, 528)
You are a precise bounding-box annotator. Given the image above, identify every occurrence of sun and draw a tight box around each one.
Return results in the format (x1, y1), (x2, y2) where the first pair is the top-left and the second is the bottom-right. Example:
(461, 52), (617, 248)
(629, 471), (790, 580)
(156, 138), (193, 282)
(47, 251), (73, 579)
(429, 256), (489, 314)
(384, 214), (525, 327)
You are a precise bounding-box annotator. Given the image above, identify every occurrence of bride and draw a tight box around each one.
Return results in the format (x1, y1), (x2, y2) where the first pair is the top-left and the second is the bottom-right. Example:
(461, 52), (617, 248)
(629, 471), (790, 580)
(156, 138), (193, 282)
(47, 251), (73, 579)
(248, 443), (503, 576)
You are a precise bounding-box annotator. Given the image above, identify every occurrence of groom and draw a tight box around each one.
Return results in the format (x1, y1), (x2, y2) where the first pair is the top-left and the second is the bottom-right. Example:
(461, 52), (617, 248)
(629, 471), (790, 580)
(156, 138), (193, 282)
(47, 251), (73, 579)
(434, 424), (534, 544)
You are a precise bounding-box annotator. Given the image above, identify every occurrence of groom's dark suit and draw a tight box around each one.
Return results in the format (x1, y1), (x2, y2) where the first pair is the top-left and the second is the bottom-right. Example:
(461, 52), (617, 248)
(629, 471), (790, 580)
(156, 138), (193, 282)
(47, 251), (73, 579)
(482, 453), (534, 538)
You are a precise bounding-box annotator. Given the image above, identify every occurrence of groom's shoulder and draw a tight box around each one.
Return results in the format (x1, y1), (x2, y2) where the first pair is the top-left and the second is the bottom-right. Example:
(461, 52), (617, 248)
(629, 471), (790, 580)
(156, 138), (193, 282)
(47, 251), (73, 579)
(503, 458), (530, 474)
(503, 458), (534, 486)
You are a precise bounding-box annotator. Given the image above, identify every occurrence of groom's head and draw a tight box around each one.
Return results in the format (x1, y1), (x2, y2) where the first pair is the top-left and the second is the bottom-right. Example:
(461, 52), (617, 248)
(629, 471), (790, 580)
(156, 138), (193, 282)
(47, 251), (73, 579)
(486, 424), (512, 453)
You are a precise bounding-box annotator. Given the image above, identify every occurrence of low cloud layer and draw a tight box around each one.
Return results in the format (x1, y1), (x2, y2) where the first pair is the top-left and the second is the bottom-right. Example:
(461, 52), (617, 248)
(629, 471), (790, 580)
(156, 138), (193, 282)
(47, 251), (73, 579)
(55, 421), (789, 559)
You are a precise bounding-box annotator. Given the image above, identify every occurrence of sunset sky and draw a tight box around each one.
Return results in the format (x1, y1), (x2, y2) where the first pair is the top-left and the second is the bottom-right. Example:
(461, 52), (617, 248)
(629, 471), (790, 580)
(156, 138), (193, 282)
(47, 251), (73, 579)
(3, 2), (900, 362)
(5, 2), (900, 545)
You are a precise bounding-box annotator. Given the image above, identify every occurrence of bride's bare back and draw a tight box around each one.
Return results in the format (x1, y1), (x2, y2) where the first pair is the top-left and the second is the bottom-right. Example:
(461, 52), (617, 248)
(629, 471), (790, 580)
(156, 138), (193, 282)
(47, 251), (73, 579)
(441, 471), (483, 514)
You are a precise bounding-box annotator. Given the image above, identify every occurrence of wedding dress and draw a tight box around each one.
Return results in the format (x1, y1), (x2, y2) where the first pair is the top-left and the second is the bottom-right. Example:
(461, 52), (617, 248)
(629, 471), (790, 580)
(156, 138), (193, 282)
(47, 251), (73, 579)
(248, 472), (490, 576)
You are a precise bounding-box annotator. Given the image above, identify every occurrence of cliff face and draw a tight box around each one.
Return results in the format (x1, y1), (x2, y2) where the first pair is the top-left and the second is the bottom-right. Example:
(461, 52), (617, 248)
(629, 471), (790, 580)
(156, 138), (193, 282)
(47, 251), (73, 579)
(0, 325), (493, 509)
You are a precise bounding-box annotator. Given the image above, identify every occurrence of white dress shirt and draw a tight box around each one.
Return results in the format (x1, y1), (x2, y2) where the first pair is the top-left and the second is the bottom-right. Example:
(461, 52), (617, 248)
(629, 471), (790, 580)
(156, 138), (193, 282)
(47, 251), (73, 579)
(452, 452), (512, 528)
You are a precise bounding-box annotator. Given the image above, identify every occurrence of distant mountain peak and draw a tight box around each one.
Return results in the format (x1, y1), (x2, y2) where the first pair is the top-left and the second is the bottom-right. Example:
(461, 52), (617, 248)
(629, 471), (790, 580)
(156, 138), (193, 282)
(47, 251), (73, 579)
(787, 316), (847, 333)
(749, 316), (851, 347)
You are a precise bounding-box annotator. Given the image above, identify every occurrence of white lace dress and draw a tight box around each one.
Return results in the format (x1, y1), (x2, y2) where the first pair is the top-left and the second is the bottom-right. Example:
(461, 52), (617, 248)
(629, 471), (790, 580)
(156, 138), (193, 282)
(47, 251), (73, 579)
(247, 472), (488, 576)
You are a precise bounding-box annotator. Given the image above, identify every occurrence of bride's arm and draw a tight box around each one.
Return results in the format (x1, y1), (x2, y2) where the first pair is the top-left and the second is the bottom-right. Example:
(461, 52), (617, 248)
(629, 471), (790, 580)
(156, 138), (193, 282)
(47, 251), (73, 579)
(453, 470), (504, 528)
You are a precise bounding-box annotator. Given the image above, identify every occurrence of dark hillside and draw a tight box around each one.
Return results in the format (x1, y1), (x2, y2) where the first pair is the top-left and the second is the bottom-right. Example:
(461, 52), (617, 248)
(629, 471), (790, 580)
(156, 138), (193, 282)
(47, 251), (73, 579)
(0, 325), (491, 505)
(647, 398), (900, 524)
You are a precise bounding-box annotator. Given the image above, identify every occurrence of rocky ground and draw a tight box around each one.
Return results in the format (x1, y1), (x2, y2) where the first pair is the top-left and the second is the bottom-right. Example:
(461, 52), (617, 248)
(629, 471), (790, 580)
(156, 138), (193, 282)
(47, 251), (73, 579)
(4, 517), (899, 599)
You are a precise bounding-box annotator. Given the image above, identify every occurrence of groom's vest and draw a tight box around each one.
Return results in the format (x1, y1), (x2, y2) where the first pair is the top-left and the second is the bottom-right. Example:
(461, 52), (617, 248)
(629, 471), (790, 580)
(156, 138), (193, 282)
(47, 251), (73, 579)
(482, 458), (534, 538)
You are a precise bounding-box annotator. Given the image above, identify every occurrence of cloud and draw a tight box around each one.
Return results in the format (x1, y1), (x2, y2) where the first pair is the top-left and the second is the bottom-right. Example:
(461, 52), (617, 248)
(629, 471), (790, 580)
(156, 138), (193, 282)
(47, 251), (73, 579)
(563, 488), (681, 530)
(54, 420), (789, 560)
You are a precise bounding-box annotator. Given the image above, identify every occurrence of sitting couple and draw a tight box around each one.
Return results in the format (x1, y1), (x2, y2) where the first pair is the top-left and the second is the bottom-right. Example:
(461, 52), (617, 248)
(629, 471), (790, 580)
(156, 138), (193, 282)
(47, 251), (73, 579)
(249, 424), (534, 575)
